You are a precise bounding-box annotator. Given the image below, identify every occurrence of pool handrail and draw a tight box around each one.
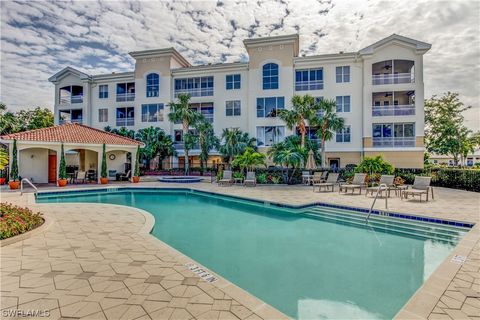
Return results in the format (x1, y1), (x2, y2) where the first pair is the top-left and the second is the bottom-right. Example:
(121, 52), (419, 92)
(365, 183), (388, 222)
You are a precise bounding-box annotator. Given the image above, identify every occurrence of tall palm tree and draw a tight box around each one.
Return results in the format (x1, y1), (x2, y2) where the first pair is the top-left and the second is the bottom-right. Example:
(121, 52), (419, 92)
(313, 98), (345, 168)
(267, 138), (304, 183)
(277, 94), (318, 148)
(195, 118), (220, 173)
(168, 93), (202, 174)
(219, 128), (256, 165)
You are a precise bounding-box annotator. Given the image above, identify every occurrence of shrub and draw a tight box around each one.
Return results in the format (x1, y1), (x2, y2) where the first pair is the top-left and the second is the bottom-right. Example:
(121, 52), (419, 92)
(0, 203), (43, 240)
(100, 143), (107, 178)
(233, 172), (244, 179)
(10, 139), (18, 181)
(356, 156), (394, 175)
(58, 143), (67, 180)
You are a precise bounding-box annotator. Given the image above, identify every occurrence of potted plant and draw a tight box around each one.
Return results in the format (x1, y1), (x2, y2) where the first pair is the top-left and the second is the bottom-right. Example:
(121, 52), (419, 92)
(0, 171), (5, 185)
(0, 147), (7, 185)
(100, 143), (108, 184)
(132, 145), (140, 183)
(8, 140), (20, 190)
(58, 143), (68, 187)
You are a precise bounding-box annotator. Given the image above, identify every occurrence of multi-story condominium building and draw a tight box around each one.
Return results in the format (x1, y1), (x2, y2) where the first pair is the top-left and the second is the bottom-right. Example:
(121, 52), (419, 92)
(49, 33), (431, 169)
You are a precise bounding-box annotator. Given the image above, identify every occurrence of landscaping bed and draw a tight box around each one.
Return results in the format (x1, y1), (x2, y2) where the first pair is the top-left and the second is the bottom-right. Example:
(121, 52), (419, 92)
(0, 203), (44, 240)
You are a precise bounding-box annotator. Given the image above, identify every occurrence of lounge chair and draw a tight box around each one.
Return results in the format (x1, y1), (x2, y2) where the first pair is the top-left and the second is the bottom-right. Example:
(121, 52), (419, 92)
(118, 170), (131, 181)
(75, 171), (86, 184)
(218, 170), (233, 186)
(402, 176), (434, 202)
(365, 175), (395, 197)
(244, 171), (256, 187)
(339, 173), (367, 194)
(302, 171), (311, 185)
(313, 173), (339, 192)
(312, 171), (328, 184)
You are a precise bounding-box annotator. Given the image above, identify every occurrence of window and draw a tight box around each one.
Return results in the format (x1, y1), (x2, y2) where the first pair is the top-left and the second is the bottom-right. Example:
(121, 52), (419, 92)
(336, 96), (351, 112)
(372, 122), (415, 147)
(314, 96), (324, 118)
(257, 97), (284, 117)
(256, 126), (285, 146)
(336, 66), (350, 83)
(99, 85), (108, 99)
(141, 104), (164, 122)
(190, 103), (214, 123)
(98, 108), (108, 122)
(116, 107), (135, 126)
(226, 74), (241, 90)
(174, 76), (213, 97)
(116, 82), (135, 102)
(262, 63), (279, 90)
(59, 109), (83, 124)
(336, 126), (351, 143)
(295, 69), (323, 91)
(146, 73), (159, 97)
(226, 100), (241, 116)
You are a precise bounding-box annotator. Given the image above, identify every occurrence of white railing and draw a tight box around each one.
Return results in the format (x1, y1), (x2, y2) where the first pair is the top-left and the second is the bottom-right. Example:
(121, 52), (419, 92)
(372, 73), (414, 85)
(295, 80), (324, 91)
(174, 88), (213, 97)
(372, 104), (415, 116)
(174, 142), (200, 150)
(59, 119), (83, 125)
(59, 95), (83, 105)
(21, 178), (38, 195)
(365, 183), (388, 222)
(116, 118), (134, 127)
(372, 137), (415, 148)
(116, 93), (135, 102)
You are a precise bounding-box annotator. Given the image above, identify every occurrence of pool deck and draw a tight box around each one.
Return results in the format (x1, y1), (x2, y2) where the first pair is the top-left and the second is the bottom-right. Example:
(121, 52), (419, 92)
(1, 180), (479, 320)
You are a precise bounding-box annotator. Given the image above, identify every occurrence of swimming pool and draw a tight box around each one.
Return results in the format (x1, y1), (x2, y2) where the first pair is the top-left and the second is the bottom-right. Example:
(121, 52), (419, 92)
(37, 189), (469, 319)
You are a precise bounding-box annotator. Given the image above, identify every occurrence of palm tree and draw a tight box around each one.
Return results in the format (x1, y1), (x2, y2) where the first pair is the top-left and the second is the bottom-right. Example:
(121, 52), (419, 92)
(195, 118), (219, 174)
(267, 139), (304, 183)
(231, 147), (266, 172)
(277, 94), (318, 148)
(135, 127), (162, 170)
(219, 128), (256, 165)
(313, 98), (345, 168)
(168, 93), (202, 174)
(156, 132), (176, 170)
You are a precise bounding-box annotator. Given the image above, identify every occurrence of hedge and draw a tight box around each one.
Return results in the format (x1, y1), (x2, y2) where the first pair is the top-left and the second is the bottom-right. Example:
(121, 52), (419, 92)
(395, 168), (480, 192)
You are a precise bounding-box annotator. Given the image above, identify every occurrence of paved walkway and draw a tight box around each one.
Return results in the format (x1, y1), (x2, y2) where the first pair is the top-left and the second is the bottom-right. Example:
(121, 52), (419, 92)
(1, 181), (479, 319)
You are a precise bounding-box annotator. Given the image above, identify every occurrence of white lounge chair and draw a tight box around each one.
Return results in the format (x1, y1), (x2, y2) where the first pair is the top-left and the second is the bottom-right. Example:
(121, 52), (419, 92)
(302, 171), (311, 185)
(75, 171), (86, 184)
(339, 173), (367, 194)
(312, 171), (327, 184)
(313, 173), (339, 192)
(366, 175), (395, 197)
(218, 170), (233, 186)
(402, 176), (434, 202)
(244, 171), (256, 187)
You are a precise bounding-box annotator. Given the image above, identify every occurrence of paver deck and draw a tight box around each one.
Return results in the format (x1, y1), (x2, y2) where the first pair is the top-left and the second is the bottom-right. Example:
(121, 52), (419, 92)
(1, 181), (479, 319)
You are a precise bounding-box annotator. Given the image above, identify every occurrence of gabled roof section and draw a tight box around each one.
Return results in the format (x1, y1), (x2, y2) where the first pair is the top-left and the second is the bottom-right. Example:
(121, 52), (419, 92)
(0, 123), (143, 146)
(359, 34), (431, 55)
(244, 34), (300, 57)
(48, 66), (91, 83)
(129, 47), (191, 67)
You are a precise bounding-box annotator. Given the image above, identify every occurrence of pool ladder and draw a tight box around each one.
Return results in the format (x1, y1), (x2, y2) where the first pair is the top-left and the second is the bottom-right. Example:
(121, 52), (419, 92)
(365, 183), (388, 222)
(20, 178), (38, 195)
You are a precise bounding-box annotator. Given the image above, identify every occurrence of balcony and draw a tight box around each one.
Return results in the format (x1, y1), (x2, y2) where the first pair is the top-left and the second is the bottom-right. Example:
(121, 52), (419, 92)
(116, 118), (134, 127)
(174, 142), (200, 150)
(372, 60), (415, 85)
(372, 104), (415, 116)
(174, 87), (214, 98)
(295, 80), (324, 91)
(372, 73), (414, 85)
(116, 93), (135, 102)
(372, 137), (415, 148)
(59, 85), (83, 105)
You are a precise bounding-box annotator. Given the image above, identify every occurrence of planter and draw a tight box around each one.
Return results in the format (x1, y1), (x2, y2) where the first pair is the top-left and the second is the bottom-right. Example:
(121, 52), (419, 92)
(57, 179), (68, 187)
(8, 180), (20, 190)
(132, 176), (140, 183)
(100, 177), (109, 184)
(0, 177), (5, 185)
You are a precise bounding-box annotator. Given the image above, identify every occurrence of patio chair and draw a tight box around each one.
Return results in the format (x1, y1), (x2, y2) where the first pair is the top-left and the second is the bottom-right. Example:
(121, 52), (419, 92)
(218, 170), (233, 186)
(118, 170), (131, 182)
(313, 173), (339, 192)
(365, 175), (395, 197)
(75, 171), (86, 184)
(339, 173), (367, 194)
(402, 176), (434, 202)
(244, 171), (256, 187)
(312, 171), (328, 184)
(302, 171), (311, 185)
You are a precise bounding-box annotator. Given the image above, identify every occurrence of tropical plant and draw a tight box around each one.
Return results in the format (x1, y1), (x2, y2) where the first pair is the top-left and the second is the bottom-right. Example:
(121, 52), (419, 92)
(267, 137), (305, 183)
(9, 140), (18, 181)
(277, 94), (318, 148)
(195, 118), (220, 174)
(311, 98), (345, 168)
(0, 203), (43, 240)
(219, 128), (256, 165)
(355, 156), (394, 176)
(231, 147), (266, 172)
(0, 147), (8, 170)
(101, 143), (107, 179)
(58, 143), (67, 180)
(104, 126), (136, 139)
(168, 93), (202, 174)
(0, 104), (53, 135)
(156, 133), (176, 169)
(134, 127), (175, 170)
(134, 145), (140, 177)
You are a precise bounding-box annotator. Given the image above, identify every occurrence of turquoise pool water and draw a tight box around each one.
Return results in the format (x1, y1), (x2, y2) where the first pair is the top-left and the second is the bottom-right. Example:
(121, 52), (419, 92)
(37, 189), (467, 319)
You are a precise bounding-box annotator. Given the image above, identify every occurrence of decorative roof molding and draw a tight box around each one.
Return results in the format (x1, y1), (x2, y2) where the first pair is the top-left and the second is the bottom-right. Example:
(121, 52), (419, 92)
(243, 34), (300, 57)
(48, 67), (91, 83)
(129, 47), (191, 67)
(359, 34), (432, 55)
(172, 62), (249, 75)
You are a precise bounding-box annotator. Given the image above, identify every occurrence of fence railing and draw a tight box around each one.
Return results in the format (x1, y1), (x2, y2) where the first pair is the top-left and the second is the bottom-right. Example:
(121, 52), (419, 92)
(372, 104), (415, 116)
(372, 73), (414, 85)
(295, 80), (324, 91)
(174, 88), (213, 97)
(116, 118), (134, 127)
(372, 137), (415, 148)
(116, 93), (135, 102)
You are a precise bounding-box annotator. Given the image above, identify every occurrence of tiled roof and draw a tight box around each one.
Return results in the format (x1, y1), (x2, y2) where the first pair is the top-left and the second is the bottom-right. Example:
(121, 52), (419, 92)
(0, 123), (142, 146)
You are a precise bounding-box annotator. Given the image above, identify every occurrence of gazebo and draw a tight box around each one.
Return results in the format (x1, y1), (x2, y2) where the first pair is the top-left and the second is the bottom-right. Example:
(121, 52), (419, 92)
(0, 123), (143, 185)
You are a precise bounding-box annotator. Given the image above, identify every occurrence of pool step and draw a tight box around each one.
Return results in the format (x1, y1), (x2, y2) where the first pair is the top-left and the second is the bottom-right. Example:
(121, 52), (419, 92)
(303, 207), (465, 241)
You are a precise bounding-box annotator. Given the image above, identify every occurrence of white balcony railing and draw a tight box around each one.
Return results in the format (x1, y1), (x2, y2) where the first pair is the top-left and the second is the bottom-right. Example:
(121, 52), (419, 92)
(71, 95), (83, 103)
(174, 88), (213, 97)
(372, 104), (415, 117)
(174, 142), (200, 150)
(116, 118), (134, 127)
(372, 137), (415, 148)
(116, 93), (135, 102)
(60, 95), (83, 105)
(295, 80), (324, 91)
(59, 119), (83, 125)
(372, 73), (414, 85)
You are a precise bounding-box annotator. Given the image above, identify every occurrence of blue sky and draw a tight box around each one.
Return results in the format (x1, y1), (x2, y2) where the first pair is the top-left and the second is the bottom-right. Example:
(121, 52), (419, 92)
(1, 0), (479, 129)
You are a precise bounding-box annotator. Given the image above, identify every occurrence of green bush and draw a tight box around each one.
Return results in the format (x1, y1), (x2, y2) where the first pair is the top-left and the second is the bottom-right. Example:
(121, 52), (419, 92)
(0, 203), (44, 240)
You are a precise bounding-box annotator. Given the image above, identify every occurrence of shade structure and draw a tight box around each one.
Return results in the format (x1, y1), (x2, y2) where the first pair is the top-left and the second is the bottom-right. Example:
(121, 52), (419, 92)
(305, 149), (317, 170)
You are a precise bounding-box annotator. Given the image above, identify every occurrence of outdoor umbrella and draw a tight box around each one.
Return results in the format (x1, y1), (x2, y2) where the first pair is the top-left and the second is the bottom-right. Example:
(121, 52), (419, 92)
(305, 149), (317, 170)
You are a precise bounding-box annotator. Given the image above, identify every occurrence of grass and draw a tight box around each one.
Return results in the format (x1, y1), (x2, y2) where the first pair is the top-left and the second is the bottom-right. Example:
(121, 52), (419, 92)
(0, 203), (43, 240)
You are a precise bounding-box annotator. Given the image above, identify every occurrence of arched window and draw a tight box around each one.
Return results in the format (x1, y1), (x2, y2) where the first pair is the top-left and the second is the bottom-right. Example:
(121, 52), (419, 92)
(146, 73), (159, 97)
(262, 63), (279, 90)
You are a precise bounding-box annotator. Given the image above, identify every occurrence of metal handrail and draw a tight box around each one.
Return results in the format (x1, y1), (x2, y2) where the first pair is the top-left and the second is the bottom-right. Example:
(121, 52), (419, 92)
(365, 183), (388, 222)
(21, 178), (38, 195)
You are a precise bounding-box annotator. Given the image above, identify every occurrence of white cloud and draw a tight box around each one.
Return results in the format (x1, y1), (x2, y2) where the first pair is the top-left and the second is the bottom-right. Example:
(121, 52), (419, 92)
(0, 0), (478, 130)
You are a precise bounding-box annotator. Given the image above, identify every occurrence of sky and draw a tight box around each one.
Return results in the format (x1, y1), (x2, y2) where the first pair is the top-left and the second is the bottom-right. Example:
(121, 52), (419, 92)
(1, 0), (479, 130)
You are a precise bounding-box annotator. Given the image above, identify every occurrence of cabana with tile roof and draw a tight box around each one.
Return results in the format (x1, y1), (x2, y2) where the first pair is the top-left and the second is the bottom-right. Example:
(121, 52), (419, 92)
(0, 123), (143, 185)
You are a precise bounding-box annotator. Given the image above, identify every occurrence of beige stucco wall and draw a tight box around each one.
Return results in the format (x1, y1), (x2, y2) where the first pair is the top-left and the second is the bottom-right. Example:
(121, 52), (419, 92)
(106, 150), (128, 177)
(325, 152), (362, 167)
(19, 148), (49, 183)
(246, 43), (295, 68)
(364, 151), (424, 168)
